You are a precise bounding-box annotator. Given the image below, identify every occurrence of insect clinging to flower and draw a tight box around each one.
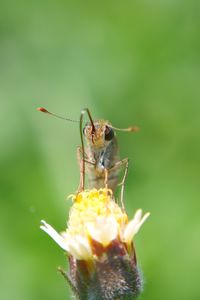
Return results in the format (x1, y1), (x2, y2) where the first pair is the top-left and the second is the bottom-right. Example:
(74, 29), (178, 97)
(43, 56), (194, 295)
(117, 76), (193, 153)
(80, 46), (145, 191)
(37, 107), (139, 209)
(38, 106), (150, 300)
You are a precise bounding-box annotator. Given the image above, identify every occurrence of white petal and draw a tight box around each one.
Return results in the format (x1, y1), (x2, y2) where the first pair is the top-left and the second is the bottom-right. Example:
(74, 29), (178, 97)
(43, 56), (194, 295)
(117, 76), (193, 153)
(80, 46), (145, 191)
(123, 210), (150, 243)
(75, 236), (93, 259)
(67, 239), (83, 260)
(40, 220), (69, 251)
(86, 216), (118, 247)
(70, 236), (92, 260)
(133, 209), (142, 224)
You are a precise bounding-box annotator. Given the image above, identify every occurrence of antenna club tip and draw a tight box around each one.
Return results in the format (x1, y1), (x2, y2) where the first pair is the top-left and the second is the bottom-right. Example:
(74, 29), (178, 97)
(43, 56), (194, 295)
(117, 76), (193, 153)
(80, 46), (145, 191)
(130, 126), (140, 132)
(37, 107), (48, 113)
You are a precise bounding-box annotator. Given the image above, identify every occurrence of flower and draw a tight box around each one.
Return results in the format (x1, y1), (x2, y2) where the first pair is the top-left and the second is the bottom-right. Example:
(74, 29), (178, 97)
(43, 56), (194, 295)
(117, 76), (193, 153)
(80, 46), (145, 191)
(40, 188), (150, 299)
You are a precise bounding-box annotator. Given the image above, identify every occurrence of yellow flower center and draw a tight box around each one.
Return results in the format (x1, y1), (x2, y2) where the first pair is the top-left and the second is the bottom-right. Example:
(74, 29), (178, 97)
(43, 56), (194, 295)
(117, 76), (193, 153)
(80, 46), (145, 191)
(67, 188), (128, 237)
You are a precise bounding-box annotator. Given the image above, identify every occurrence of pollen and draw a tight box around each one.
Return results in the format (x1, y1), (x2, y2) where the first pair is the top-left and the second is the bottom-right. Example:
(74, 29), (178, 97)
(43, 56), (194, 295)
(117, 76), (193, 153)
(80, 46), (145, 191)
(67, 188), (128, 237)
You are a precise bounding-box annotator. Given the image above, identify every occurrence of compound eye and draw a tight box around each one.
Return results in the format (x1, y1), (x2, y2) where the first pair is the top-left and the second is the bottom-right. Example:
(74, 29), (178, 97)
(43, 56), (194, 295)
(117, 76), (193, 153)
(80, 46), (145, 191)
(82, 126), (86, 135)
(105, 126), (114, 141)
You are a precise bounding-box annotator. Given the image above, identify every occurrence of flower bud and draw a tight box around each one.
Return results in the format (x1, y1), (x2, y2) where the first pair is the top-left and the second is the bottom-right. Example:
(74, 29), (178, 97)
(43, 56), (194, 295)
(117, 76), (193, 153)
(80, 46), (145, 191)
(40, 189), (150, 299)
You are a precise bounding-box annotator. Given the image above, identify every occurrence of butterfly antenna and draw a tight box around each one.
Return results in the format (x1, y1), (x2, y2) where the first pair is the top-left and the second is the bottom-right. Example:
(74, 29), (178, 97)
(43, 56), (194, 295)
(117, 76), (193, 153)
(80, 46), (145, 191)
(37, 107), (79, 123)
(110, 125), (140, 132)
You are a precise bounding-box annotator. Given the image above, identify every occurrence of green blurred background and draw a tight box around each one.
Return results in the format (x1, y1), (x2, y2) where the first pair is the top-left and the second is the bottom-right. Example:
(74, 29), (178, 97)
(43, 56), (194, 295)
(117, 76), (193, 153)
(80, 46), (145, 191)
(0, 0), (200, 299)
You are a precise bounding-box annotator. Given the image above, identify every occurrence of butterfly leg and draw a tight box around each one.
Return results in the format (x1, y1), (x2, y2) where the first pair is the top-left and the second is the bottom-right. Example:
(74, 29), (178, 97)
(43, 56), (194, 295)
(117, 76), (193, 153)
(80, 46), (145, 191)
(117, 158), (129, 211)
(77, 146), (85, 192)
(108, 158), (129, 211)
(104, 168), (108, 189)
(77, 146), (95, 192)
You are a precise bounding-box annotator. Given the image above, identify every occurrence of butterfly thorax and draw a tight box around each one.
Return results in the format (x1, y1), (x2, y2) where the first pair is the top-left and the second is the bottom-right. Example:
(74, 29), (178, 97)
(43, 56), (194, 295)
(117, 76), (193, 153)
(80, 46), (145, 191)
(83, 120), (120, 190)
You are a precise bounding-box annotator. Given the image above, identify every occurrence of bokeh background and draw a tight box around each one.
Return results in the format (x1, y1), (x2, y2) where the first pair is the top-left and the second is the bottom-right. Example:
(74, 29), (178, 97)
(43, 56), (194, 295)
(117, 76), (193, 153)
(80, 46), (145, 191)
(0, 0), (200, 299)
